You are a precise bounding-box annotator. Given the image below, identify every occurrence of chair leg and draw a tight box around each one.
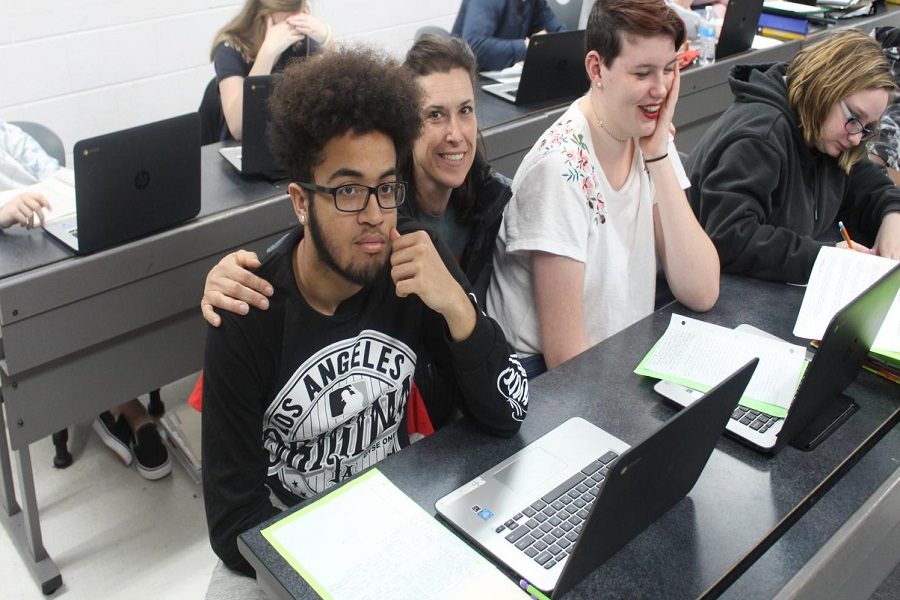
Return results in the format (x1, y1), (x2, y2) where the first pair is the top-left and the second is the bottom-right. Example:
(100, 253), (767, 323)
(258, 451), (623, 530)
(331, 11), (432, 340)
(148, 389), (165, 417)
(51, 430), (72, 469)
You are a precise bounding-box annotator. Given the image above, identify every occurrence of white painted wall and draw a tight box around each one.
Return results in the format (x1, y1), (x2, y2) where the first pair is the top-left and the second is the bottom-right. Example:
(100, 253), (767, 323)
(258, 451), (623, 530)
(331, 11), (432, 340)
(0, 1), (461, 163)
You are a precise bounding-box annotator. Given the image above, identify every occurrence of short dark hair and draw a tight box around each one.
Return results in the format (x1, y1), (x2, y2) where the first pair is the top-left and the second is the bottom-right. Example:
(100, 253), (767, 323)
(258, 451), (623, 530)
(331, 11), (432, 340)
(268, 45), (424, 183)
(586, 0), (685, 66)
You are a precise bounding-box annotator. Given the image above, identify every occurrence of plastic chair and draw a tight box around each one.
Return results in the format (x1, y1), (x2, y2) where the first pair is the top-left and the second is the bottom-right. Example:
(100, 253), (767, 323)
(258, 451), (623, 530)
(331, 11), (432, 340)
(414, 26), (451, 41)
(199, 77), (227, 145)
(10, 121), (65, 166)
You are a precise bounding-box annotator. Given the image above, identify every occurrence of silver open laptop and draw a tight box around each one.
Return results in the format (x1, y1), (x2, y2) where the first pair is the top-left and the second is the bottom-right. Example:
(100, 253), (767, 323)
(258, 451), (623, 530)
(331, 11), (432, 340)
(436, 361), (756, 596)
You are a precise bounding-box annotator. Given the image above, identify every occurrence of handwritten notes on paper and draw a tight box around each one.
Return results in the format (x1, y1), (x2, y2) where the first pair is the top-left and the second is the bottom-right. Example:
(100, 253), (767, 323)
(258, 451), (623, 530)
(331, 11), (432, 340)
(636, 314), (806, 416)
(793, 246), (898, 361)
(262, 469), (525, 600)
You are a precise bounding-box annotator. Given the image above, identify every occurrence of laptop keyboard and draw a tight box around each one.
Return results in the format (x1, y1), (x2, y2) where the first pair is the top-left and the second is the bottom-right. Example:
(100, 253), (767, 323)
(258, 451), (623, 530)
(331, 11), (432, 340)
(731, 406), (779, 433)
(494, 450), (619, 570)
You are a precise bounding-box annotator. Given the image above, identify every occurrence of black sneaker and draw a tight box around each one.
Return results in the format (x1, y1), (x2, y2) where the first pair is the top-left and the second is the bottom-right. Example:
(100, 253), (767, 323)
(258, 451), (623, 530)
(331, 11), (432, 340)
(132, 423), (171, 480)
(92, 411), (133, 466)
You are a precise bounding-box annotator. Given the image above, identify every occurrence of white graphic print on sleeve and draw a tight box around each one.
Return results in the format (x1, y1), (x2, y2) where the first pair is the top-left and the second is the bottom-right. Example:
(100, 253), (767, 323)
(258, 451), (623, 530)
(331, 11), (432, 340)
(262, 330), (416, 498)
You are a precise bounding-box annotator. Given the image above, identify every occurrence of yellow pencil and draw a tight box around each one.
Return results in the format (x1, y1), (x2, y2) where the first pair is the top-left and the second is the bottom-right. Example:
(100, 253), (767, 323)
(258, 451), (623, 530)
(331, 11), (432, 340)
(838, 221), (855, 251)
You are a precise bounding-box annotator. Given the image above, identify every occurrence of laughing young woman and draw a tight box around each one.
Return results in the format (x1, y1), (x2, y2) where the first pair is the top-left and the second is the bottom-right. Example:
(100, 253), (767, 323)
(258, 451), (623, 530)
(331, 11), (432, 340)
(486, 0), (720, 378)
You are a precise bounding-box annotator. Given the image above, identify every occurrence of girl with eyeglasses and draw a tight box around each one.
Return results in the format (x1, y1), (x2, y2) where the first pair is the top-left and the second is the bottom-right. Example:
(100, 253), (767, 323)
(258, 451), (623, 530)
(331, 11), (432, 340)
(687, 29), (900, 284)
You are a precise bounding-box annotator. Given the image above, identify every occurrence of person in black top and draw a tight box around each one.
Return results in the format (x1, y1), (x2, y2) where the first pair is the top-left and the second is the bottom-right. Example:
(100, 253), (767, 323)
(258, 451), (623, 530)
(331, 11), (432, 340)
(687, 29), (900, 283)
(210, 0), (333, 140)
(202, 45), (528, 581)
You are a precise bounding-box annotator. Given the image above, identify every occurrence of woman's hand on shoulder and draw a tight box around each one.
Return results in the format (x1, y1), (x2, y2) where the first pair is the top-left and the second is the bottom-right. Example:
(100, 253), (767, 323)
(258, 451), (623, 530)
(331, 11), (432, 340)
(639, 63), (680, 160)
(201, 250), (275, 327)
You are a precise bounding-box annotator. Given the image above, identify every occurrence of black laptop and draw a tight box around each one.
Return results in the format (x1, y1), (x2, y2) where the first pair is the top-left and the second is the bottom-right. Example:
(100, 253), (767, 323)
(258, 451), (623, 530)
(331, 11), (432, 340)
(43, 113), (201, 255)
(436, 360), (757, 596)
(482, 30), (589, 105)
(218, 75), (285, 177)
(716, 0), (764, 60)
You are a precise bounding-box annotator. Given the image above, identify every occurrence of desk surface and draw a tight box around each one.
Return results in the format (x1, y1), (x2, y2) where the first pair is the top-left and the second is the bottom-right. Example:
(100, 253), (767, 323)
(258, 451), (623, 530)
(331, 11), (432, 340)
(239, 275), (898, 599)
(0, 144), (282, 281)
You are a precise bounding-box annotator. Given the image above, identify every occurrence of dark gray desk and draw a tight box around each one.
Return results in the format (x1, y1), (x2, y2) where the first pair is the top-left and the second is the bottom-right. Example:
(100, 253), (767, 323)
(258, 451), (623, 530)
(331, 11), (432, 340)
(0, 144), (295, 594)
(480, 5), (900, 178)
(238, 275), (898, 599)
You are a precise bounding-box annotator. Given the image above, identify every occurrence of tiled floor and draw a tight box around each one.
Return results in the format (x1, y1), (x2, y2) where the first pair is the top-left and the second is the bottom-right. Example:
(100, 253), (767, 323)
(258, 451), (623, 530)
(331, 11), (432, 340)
(1, 374), (216, 600)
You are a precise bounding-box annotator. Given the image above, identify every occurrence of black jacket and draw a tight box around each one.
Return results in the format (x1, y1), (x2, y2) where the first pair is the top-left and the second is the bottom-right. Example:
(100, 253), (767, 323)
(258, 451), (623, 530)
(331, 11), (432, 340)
(401, 153), (513, 304)
(686, 62), (900, 283)
(400, 154), (513, 427)
(202, 223), (528, 575)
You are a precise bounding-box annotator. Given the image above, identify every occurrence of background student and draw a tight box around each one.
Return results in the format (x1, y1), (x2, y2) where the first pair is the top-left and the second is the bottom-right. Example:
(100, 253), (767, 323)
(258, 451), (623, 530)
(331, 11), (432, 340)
(869, 26), (900, 186)
(0, 119), (54, 228)
(211, 0), (333, 140)
(0, 119), (171, 479)
(486, 0), (719, 379)
(687, 29), (900, 284)
(451, 0), (565, 71)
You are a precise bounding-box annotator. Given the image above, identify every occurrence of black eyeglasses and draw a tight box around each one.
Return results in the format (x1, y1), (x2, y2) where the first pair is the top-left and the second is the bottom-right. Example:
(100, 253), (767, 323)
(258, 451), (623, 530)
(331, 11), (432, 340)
(297, 181), (407, 213)
(839, 100), (876, 141)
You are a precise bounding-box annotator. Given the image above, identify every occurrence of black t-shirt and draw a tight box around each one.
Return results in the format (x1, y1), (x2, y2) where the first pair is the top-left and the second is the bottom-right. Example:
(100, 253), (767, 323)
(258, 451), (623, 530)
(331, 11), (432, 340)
(202, 224), (529, 574)
(213, 39), (318, 82)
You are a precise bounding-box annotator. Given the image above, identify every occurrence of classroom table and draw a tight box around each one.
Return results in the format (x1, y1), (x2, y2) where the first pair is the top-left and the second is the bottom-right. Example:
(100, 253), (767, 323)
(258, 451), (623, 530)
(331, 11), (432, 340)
(238, 274), (899, 599)
(0, 144), (295, 594)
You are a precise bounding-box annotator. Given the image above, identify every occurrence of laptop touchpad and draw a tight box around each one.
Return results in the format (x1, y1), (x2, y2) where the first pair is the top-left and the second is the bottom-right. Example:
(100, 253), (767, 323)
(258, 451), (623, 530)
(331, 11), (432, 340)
(494, 447), (566, 495)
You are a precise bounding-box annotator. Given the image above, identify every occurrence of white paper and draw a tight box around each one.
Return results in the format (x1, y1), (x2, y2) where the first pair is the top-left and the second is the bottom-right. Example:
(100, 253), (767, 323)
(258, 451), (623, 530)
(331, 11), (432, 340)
(0, 167), (76, 223)
(645, 314), (806, 409)
(751, 35), (782, 50)
(792, 246), (898, 352)
(264, 470), (524, 600)
(762, 0), (826, 14)
(480, 62), (523, 85)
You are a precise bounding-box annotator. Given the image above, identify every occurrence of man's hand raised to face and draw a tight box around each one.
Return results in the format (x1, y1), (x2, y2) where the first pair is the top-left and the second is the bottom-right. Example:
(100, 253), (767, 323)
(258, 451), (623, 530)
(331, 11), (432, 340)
(389, 228), (476, 342)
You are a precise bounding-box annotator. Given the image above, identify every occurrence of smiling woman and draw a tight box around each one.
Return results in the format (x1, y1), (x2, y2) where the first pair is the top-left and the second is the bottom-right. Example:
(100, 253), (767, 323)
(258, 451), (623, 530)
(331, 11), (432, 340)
(686, 28), (900, 284)
(486, 0), (720, 378)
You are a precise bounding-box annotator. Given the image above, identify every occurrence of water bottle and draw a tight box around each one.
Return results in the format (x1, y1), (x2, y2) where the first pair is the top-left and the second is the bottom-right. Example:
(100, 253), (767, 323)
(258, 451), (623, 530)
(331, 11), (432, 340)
(698, 6), (717, 66)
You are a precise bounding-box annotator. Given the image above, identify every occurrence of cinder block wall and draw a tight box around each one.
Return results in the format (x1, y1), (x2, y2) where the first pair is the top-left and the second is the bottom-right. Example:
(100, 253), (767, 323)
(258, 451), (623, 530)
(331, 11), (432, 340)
(0, 1), (459, 163)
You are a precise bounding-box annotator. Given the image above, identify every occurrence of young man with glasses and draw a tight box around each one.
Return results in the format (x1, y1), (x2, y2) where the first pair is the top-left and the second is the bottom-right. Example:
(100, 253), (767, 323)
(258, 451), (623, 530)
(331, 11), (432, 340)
(201, 46), (528, 583)
(686, 29), (900, 283)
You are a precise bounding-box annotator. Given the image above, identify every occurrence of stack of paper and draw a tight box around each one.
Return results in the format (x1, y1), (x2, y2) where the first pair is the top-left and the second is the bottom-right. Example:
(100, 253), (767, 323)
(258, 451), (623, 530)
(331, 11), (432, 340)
(793, 246), (899, 380)
(262, 469), (525, 599)
(158, 402), (202, 484)
(635, 314), (807, 417)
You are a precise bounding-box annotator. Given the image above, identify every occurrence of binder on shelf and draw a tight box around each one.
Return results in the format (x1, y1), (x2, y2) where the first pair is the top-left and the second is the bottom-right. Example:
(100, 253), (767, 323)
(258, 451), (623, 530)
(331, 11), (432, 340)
(758, 11), (809, 35)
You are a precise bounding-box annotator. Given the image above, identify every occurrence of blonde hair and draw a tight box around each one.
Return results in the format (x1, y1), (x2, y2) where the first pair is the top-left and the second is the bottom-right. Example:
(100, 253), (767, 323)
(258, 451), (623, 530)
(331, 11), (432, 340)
(210, 0), (306, 61)
(787, 29), (895, 173)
